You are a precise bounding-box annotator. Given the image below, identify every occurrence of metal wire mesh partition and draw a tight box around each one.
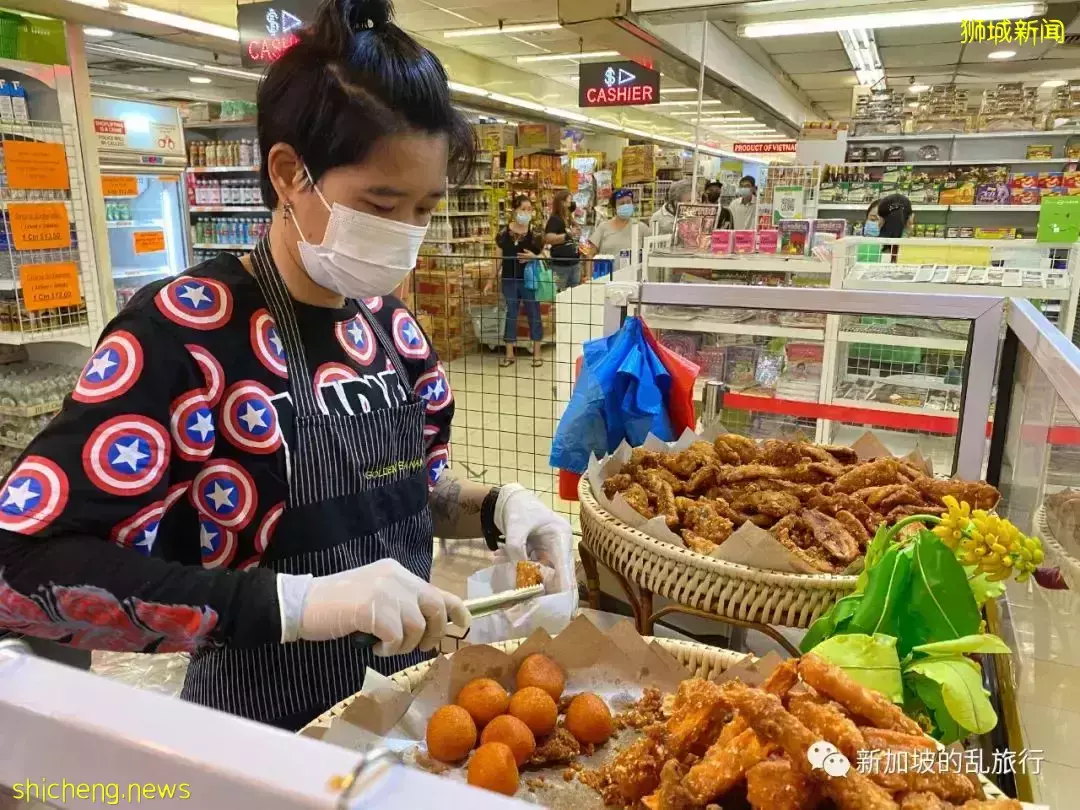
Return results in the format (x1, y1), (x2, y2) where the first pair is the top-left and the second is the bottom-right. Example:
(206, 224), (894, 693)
(406, 250), (614, 523)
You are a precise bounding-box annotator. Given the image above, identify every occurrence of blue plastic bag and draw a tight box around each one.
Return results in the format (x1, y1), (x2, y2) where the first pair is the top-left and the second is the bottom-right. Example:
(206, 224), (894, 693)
(550, 317), (674, 474)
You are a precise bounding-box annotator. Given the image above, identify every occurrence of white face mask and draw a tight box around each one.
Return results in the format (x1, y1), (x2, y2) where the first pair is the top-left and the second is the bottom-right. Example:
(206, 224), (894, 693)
(292, 166), (428, 299)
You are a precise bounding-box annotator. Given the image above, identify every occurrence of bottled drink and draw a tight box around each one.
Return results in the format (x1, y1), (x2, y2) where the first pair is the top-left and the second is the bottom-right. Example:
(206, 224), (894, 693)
(12, 82), (30, 124)
(239, 139), (252, 167)
(0, 81), (14, 124)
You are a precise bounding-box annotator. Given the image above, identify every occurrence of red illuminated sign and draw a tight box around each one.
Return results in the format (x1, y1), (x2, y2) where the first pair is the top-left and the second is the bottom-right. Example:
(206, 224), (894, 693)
(579, 60), (660, 108)
(733, 141), (797, 154)
(238, 2), (309, 69)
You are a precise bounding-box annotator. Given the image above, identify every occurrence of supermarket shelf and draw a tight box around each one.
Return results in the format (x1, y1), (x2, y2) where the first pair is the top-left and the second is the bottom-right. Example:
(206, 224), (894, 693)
(817, 202), (1040, 213)
(646, 254), (832, 273)
(106, 219), (164, 229)
(187, 166), (258, 174)
(843, 159), (1072, 167)
(847, 129), (1080, 142)
(646, 314), (825, 340)
(191, 243), (255, 250)
(0, 199), (70, 211)
(184, 119), (257, 130)
(113, 266), (173, 279)
(836, 330), (968, 352)
(831, 397), (959, 420)
(436, 211), (490, 217)
(0, 122), (63, 138)
(189, 205), (266, 213)
(843, 278), (1071, 300)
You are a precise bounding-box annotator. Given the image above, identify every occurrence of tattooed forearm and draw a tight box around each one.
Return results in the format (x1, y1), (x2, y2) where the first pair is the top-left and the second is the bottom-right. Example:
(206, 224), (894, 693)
(429, 468), (488, 539)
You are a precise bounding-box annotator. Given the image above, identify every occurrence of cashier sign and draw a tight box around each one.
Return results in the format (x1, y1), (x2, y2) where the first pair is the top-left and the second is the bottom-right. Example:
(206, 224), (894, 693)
(579, 60), (660, 107)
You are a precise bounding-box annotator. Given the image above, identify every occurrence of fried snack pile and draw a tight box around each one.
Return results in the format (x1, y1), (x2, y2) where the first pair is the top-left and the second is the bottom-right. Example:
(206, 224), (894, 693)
(601, 437), (1001, 573)
(581, 654), (1020, 810)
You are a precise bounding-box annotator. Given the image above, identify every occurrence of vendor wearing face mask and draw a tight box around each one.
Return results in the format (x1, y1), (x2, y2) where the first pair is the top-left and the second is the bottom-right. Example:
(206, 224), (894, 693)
(702, 180), (722, 204)
(730, 175), (758, 231)
(587, 188), (642, 258)
(863, 198), (883, 237)
(0, 0), (575, 732)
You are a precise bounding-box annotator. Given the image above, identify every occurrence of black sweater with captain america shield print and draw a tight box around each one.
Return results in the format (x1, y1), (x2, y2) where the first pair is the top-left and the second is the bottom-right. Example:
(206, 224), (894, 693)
(0, 252), (453, 652)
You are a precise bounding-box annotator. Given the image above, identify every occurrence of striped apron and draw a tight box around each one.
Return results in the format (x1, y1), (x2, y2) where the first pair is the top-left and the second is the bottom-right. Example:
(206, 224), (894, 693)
(180, 241), (433, 730)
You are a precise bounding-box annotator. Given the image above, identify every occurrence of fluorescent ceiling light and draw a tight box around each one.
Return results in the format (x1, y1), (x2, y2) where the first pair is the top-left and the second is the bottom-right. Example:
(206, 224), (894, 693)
(660, 87), (698, 95)
(516, 50), (619, 63)
(448, 81), (490, 97)
(655, 99), (728, 107)
(988, 49), (1017, 59)
(444, 22), (560, 37)
(1043, 79), (1068, 87)
(188, 76), (212, 84)
(121, 3), (239, 40)
(488, 92), (545, 111)
(83, 27), (113, 37)
(840, 28), (886, 88)
(66, 0), (110, 7)
(86, 43), (200, 69)
(545, 106), (588, 122)
(586, 117), (622, 130)
(691, 117), (757, 123)
(198, 64), (261, 81)
(740, 3), (1045, 37)
(908, 83), (930, 93)
(668, 110), (744, 116)
(91, 80), (154, 93)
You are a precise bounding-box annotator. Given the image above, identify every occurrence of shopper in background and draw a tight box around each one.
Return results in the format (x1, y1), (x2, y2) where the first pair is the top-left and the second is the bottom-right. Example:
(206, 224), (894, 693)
(498, 194), (544, 368)
(0, 0), (575, 731)
(878, 193), (914, 238)
(545, 189), (581, 291)
(650, 178), (693, 237)
(863, 198), (883, 236)
(702, 180), (723, 204)
(731, 175), (758, 231)
(587, 188), (642, 259)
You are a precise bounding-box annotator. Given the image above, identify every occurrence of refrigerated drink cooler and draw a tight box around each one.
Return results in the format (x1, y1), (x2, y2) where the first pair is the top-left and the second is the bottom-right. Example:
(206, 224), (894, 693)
(91, 95), (188, 313)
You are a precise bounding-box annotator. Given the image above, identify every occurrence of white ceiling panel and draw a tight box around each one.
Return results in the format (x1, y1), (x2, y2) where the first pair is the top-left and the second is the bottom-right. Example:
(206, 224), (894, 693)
(756, 32), (844, 54)
(879, 44), (964, 70)
(875, 25), (967, 47)
(807, 88), (855, 103)
(772, 50), (852, 73)
(789, 71), (857, 90)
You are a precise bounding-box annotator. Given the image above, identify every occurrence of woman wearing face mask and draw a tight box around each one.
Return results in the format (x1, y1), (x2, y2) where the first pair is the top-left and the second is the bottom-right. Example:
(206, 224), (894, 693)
(587, 188), (641, 259)
(499, 195), (544, 367)
(863, 198), (883, 237)
(0, 0), (575, 731)
(545, 190), (581, 292)
(649, 179), (693, 237)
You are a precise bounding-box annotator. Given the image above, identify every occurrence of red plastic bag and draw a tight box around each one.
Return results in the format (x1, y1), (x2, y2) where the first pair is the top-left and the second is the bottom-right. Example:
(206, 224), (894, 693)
(640, 320), (700, 436)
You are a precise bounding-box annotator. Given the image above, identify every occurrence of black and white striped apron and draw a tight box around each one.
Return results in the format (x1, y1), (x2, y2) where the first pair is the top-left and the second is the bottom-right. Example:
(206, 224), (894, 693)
(180, 240), (433, 730)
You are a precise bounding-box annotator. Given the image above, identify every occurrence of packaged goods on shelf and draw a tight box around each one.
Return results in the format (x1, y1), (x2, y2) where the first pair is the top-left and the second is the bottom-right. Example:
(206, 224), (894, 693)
(620, 145), (656, 184)
(756, 229), (779, 254)
(777, 220), (810, 256)
(0, 361), (79, 417)
(978, 82), (1040, 132)
(913, 85), (969, 134)
(476, 124), (516, 151)
(516, 123), (561, 150)
(671, 203), (718, 253)
(851, 88), (905, 136)
(189, 139), (258, 169)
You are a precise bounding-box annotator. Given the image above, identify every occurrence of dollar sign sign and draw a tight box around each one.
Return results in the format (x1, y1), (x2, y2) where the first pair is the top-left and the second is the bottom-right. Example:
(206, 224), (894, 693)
(604, 67), (615, 87)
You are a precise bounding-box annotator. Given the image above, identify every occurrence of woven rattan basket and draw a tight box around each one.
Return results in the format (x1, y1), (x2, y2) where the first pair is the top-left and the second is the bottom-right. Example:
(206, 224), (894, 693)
(578, 476), (857, 630)
(303, 636), (749, 732)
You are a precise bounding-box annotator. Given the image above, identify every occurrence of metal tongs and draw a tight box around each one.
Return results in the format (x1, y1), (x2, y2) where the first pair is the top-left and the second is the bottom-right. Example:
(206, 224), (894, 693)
(350, 584), (543, 648)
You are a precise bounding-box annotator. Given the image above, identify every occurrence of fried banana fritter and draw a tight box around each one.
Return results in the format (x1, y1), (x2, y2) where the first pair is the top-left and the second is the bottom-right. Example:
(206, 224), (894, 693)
(762, 439), (810, 468)
(799, 655), (922, 735)
(715, 433), (762, 464)
(914, 477), (1000, 511)
(682, 530), (720, 555)
(621, 483), (654, 519)
(602, 473), (632, 500)
(834, 458), (903, 494)
(877, 486), (925, 513)
(745, 759), (822, 810)
(835, 510), (871, 548)
(740, 490), (803, 519)
(801, 509), (860, 567)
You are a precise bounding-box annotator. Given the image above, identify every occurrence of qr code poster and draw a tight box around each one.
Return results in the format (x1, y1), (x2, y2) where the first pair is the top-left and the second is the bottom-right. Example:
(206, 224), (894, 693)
(773, 185), (806, 220)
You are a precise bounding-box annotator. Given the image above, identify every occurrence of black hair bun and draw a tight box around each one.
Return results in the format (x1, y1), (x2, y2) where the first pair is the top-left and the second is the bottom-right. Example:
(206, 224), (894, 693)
(340, 0), (393, 30)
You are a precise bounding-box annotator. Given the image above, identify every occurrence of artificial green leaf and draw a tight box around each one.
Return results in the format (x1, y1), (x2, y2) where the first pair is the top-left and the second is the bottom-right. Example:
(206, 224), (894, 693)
(848, 546), (913, 639)
(810, 633), (903, 703)
(856, 524), (893, 593)
(906, 672), (965, 745)
(966, 567), (1007, 607)
(901, 532), (981, 655)
(800, 593), (863, 653)
(906, 656), (998, 736)
(912, 634), (1012, 657)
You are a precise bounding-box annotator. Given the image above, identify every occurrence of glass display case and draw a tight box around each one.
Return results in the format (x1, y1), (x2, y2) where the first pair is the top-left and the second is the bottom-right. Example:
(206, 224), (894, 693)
(90, 95), (188, 312)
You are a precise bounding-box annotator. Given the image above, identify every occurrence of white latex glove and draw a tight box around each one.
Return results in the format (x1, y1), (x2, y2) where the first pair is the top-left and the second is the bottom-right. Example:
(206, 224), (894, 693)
(277, 559), (469, 657)
(495, 484), (577, 598)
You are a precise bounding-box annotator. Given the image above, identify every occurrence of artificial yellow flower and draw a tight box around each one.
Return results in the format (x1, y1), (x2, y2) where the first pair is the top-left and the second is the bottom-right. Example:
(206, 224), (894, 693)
(932, 495), (971, 550)
(952, 505), (1044, 583)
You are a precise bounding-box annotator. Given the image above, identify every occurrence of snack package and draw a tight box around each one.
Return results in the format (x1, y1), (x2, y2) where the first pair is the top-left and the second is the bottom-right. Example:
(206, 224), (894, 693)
(975, 183), (1010, 205)
(755, 229), (779, 254)
(1011, 187), (1041, 205)
(724, 346), (759, 388)
(1040, 172), (1065, 194)
(974, 227), (1017, 239)
(777, 220), (811, 256)
(733, 230), (756, 254)
(710, 229), (734, 255)
(1010, 171), (1039, 190)
(1027, 144), (1054, 160)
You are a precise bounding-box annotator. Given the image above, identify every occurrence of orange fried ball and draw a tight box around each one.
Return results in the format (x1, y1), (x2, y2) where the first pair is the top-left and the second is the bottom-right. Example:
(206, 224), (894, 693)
(480, 714), (536, 766)
(456, 678), (510, 728)
(425, 704), (477, 764)
(565, 692), (614, 745)
(467, 742), (520, 796)
(507, 686), (558, 737)
(515, 653), (566, 701)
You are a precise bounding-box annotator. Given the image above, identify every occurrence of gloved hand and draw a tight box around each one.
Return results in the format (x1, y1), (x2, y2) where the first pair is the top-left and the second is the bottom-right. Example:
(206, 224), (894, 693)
(278, 559), (469, 657)
(495, 484), (577, 598)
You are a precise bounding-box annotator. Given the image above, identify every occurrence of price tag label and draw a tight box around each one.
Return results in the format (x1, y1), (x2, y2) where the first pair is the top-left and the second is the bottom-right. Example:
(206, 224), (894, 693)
(19, 261), (82, 311)
(133, 230), (166, 254)
(101, 175), (139, 198)
(7, 203), (71, 251)
(5, 141), (70, 190)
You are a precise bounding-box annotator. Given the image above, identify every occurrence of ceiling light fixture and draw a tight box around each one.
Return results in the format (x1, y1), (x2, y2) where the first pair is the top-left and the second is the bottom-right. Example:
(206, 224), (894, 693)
(83, 27), (114, 37)
(90, 80), (154, 93)
(487, 92), (545, 111)
(739, 2), (1045, 37)
(75, 0), (240, 41)
(908, 83), (930, 93)
(188, 76), (212, 84)
(1042, 79), (1068, 87)
(86, 43), (200, 69)
(839, 28), (886, 88)
(654, 99), (729, 107)
(448, 81), (490, 97)
(660, 87), (699, 95)
(687, 117), (757, 123)
(988, 49), (1017, 59)
(516, 50), (619, 63)
(444, 21), (561, 37)
(198, 63), (261, 80)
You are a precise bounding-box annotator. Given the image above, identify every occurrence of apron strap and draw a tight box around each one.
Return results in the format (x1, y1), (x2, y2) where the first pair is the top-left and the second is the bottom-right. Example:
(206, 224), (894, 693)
(356, 297), (411, 387)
